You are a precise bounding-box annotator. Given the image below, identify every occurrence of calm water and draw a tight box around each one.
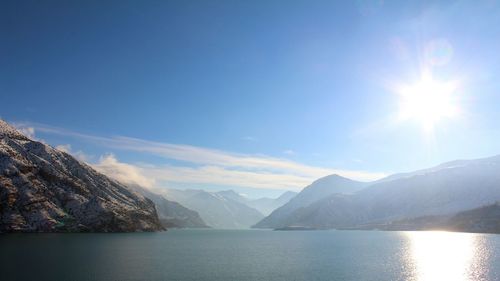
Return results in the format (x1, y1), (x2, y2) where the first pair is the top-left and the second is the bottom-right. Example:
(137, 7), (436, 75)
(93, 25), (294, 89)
(1, 229), (499, 281)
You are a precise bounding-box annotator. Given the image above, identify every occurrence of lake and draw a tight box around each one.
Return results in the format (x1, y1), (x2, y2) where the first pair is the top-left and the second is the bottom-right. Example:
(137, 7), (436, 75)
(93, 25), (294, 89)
(1, 229), (499, 281)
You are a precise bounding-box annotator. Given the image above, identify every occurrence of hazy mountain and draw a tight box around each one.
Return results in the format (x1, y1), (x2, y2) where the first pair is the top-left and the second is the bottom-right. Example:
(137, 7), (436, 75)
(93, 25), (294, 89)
(257, 155), (500, 230)
(159, 188), (264, 229)
(447, 202), (500, 233)
(215, 190), (248, 204)
(374, 158), (477, 183)
(128, 184), (208, 228)
(215, 190), (298, 216)
(245, 191), (297, 216)
(253, 174), (368, 228)
(0, 120), (163, 233)
(382, 202), (500, 234)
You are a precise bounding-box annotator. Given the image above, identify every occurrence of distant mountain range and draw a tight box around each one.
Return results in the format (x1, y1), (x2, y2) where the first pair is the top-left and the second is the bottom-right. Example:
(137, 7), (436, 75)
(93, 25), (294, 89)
(4, 118), (500, 234)
(245, 191), (297, 216)
(132, 186), (294, 229)
(150, 188), (296, 229)
(254, 155), (500, 233)
(157, 189), (265, 229)
(211, 189), (297, 216)
(380, 202), (500, 234)
(254, 175), (367, 228)
(0, 120), (295, 232)
(128, 184), (208, 228)
(0, 120), (163, 233)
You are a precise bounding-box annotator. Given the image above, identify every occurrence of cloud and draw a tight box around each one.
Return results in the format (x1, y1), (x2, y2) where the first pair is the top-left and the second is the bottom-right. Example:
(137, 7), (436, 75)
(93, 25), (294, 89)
(55, 144), (72, 153)
(21, 122), (387, 190)
(12, 125), (36, 139)
(91, 154), (314, 191)
(19, 127), (36, 139)
(55, 144), (90, 162)
(11, 123), (50, 144)
(78, 135), (384, 181)
(283, 149), (295, 155)
(93, 154), (155, 188)
(143, 164), (315, 190)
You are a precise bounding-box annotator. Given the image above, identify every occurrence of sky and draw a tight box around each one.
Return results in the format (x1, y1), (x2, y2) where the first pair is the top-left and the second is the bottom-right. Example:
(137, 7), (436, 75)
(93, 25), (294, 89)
(2, 0), (500, 198)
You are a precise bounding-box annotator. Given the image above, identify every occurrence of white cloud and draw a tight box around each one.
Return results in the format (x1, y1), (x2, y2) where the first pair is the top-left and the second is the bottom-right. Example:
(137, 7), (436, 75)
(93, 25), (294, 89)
(93, 154), (155, 188)
(56, 144), (72, 152)
(143, 164), (315, 190)
(11, 123), (49, 144)
(13, 125), (36, 139)
(24, 122), (387, 190)
(86, 135), (385, 181)
(55, 144), (90, 162)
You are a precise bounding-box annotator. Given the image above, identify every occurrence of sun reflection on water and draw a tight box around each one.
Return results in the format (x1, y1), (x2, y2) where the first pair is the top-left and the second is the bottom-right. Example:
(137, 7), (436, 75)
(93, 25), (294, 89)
(406, 231), (490, 281)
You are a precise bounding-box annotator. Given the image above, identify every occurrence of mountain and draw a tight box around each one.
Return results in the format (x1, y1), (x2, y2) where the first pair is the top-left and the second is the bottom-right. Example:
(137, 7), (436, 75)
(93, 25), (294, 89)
(256, 155), (500, 230)
(159, 188), (264, 229)
(215, 190), (298, 216)
(0, 120), (163, 233)
(374, 158), (476, 183)
(128, 184), (208, 228)
(446, 202), (500, 233)
(245, 191), (297, 216)
(215, 190), (248, 204)
(253, 174), (368, 228)
(382, 202), (500, 234)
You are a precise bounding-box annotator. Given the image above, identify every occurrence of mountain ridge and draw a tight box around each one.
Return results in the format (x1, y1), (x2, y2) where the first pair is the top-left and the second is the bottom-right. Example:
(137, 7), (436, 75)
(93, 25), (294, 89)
(158, 188), (264, 229)
(0, 120), (164, 233)
(255, 154), (500, 230)
(128, 184), (208, 228)
(253, 174), (368, 228)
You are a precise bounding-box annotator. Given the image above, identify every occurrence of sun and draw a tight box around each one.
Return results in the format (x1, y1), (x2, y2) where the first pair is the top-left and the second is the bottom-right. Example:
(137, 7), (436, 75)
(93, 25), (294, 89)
(397, 73), (459, 131)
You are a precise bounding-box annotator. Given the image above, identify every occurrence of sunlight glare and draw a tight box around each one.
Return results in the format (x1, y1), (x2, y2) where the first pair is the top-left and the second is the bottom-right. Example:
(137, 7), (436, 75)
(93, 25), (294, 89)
(397, 73), (459, 132)
(407, 231), (477, 281)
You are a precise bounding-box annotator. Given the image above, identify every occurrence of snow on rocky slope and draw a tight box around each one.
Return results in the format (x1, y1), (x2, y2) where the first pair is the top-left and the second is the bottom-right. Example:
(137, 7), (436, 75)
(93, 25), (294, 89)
(0, 120), (163, 232)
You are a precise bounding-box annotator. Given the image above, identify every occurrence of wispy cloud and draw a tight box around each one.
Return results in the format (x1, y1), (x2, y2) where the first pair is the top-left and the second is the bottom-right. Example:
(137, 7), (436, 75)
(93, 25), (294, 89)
(143, 164), (315, 189)
(55, 144), (91, 162)
(93, 157), (316, 190)
(17, 126), (36, 139)
(12, 123), (37, 139)
(20, 122), (387, 190)
(93, 154), (155, 188)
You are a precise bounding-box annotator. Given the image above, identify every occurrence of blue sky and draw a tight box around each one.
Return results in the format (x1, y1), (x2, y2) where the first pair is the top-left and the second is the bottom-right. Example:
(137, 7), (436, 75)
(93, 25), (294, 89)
(2, 0), (500, 198)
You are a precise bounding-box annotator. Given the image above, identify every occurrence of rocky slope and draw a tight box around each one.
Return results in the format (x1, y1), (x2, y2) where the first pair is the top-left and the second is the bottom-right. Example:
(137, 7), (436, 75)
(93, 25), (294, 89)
(0, 120), (163, 233)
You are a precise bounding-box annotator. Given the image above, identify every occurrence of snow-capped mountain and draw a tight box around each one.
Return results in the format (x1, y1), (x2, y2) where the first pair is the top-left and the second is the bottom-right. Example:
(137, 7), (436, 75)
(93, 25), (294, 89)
(0, 120), (163, 232)
(254, 155), (500, 230)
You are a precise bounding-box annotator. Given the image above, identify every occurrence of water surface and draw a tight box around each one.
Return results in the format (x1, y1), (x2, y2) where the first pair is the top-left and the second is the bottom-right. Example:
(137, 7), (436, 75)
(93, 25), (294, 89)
(1, 229), (499, 281)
